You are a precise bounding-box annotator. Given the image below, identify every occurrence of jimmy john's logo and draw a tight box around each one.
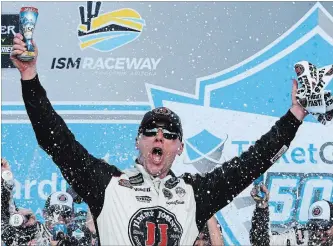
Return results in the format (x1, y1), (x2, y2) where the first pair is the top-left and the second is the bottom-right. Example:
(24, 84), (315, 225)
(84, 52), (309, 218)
(312, 206), (323, 217)
(295, 64), (305, 76)
(57, 194), (68, 202)
(128, 206), (183, 246)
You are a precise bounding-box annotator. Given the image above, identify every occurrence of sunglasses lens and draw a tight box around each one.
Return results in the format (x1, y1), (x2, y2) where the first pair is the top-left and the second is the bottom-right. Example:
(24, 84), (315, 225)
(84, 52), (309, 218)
(142, 128), (157, 137)
(142, 128), (179, 140)
(163, 133), (178, 140)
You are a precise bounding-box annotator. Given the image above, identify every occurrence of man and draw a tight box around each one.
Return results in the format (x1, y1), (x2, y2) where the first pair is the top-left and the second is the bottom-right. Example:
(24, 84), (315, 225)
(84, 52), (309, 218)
(11, 33), (307, 245)
(250, 184), (333, 245)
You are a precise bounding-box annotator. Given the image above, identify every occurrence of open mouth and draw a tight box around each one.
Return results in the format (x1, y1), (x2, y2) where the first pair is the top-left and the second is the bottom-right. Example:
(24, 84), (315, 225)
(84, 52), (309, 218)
(151, 147), (163, 164)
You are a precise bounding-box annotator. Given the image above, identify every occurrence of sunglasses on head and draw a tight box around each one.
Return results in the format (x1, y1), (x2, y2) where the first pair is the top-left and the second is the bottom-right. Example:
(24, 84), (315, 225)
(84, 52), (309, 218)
(142, 127), (180, 140)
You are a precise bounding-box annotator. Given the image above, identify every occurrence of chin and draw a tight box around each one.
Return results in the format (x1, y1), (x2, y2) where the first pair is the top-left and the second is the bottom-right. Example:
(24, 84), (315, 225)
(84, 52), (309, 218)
(146, 165), (163, 175)
(148, 167), (162, 175)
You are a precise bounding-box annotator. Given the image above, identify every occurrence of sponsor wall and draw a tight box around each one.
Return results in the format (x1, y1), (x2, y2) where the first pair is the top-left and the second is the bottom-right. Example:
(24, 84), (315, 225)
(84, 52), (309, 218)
(1, 1), (333, 245)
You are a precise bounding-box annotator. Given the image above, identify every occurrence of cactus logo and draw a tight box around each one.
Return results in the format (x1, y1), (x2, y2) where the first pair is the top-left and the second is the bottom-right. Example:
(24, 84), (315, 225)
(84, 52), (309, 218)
(77, 1), (145, 52)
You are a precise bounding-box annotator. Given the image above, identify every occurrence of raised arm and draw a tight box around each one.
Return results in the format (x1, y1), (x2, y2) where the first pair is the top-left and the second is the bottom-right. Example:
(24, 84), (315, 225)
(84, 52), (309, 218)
(249, 185), (271, 246)
(183, 80), (308, 230)
(183, 80), (306, 230)
(183, 109), (302, 229)
(250, 206), (270, 246)
(11, 33), (121, 217)
(207, 216), (224, 246)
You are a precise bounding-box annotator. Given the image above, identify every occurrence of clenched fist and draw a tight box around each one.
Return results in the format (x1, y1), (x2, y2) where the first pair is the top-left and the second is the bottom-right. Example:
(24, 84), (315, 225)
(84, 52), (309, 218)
(10, 33), (38, 80)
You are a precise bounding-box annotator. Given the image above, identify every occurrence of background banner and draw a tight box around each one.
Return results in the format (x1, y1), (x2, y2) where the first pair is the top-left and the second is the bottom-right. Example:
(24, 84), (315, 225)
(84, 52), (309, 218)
(2, 2), (333, 245)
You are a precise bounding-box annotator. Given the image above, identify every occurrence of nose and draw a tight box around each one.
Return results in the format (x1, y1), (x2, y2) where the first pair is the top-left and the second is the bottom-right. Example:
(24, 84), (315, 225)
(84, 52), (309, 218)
(155, 128), (164, 142)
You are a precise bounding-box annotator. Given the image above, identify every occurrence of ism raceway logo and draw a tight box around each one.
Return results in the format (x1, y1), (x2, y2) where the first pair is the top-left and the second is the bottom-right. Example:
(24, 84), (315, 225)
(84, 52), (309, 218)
(51, 1), (161, 76)
(143, 3), (333, 246)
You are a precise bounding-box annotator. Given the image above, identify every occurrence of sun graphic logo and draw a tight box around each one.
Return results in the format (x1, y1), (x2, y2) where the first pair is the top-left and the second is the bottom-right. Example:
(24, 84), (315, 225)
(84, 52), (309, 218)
(183, 130), (227, 173)
(77, 1), (145, 52)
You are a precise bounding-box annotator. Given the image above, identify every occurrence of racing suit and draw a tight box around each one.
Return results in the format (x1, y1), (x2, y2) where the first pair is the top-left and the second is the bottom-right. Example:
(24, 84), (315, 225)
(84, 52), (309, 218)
(250, 206), (310, 245)
(21, 74), (302, 245)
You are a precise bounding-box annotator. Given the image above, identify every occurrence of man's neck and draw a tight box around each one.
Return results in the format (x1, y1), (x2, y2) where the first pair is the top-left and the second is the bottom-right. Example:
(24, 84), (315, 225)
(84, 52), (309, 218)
(135, 158), (170, 180)
(152, 172), (168, 179)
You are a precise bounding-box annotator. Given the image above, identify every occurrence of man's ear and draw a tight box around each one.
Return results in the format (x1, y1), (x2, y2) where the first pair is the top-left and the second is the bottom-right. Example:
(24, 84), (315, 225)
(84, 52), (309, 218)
(135, 137), (139, 149)
(178, 142), (184, 156)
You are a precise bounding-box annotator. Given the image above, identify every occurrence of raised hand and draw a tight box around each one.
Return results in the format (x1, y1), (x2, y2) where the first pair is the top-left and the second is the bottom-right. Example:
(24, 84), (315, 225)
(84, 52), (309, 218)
(10, 33), (38, 80)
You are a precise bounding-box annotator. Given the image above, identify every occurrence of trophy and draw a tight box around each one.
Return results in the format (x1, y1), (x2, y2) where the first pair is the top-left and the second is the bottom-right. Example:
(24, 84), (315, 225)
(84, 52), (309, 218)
(17, 7), (38, 61)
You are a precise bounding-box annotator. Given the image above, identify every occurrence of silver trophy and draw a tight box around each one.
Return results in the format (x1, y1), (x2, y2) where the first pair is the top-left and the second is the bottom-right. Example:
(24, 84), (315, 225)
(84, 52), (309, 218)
(17, 7), (38, 61)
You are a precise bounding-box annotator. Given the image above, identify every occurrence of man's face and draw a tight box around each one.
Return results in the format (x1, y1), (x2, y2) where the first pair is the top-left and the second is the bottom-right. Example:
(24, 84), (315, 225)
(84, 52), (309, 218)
(137, 127), (183, 178)
(309, 225), (333, 246)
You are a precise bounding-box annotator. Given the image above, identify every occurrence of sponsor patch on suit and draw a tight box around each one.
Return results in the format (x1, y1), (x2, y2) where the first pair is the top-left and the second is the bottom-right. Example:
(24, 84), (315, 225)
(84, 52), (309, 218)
(175, 187), (186, 197)
(164, 177), (180, 189)
(118, 179), (133, 189)
(129, 173), (144, 186)
(162, 188), (173, 200)
(136, 196), (152, 203)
